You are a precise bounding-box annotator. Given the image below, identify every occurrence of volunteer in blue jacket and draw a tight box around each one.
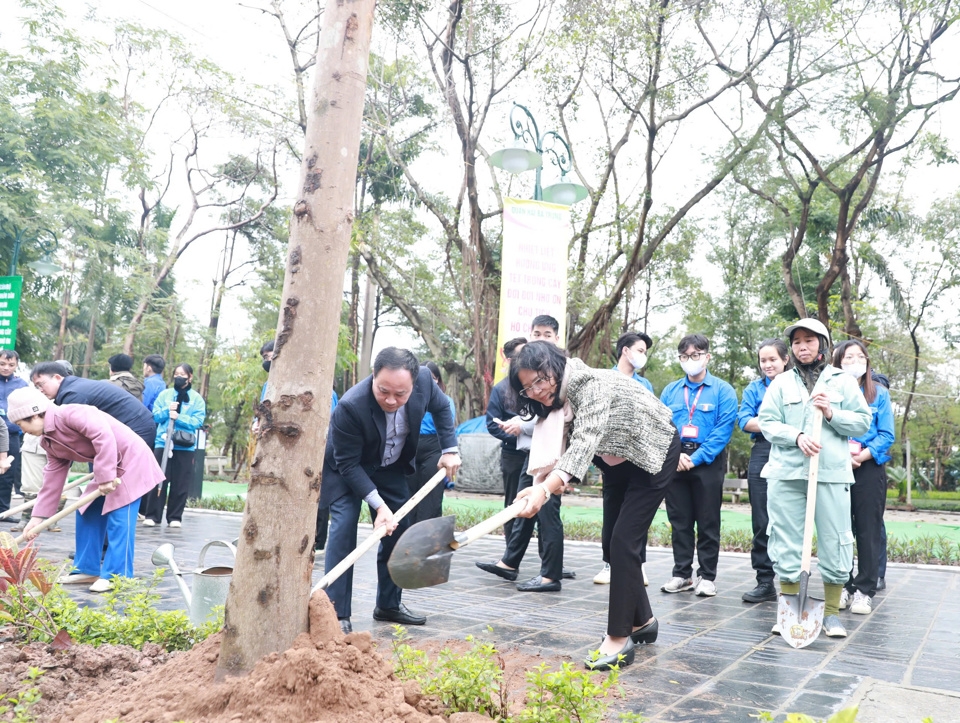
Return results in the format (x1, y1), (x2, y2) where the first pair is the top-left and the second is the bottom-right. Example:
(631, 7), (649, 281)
(737, 339), (791, 603)
(832, 340), (894, 615)
(659, 334), (738, 597)
(613, 331), (654, 393)
(145, 363), (206, 528)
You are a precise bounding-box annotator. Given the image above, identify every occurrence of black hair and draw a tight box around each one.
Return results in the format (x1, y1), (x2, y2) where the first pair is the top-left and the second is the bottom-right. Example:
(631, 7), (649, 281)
(0, 350), (19, 362)
(508, 341), (568, 419)
(530, 315), (560, 334)
(260, 340), (275, 356)
(143, 354), (166, 374)
(29, 361), (70, 380)
(503, 337), (527, 360)
(174, 363), (194, 377)
(616, 331), (653, 360)
(831, 340), (877, 404)
(677, 334), (710, 354)
(757, 338), (791, 372)
(108, 353), (134, 373)
(373, 347), (420, 379)
(424, 361), (445, 393)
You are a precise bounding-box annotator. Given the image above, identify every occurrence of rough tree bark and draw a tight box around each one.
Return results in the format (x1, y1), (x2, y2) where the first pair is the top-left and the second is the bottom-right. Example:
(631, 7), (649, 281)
(215, 0), (376, 678)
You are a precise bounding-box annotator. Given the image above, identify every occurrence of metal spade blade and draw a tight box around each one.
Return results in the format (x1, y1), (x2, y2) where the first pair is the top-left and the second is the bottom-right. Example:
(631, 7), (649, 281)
(387, 515), (457, 589)
(777, 570), (825, 649)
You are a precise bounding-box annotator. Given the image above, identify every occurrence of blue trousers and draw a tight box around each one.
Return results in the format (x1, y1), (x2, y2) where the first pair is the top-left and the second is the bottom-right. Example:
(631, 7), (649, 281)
(72, 496), (138, 579)
(324, 463), (411, 620)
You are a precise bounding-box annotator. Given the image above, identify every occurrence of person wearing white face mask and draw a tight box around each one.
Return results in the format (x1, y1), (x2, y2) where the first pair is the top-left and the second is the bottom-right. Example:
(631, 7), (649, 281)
(831, 340), (894, 616)
(658, 334), (738, 597)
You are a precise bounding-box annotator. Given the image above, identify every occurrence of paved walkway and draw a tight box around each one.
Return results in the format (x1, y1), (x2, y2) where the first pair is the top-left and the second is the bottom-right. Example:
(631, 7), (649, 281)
(23, 508), (960, 722)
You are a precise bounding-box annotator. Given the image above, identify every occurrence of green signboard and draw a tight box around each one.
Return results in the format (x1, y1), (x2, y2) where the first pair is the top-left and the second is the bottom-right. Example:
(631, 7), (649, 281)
(0, 276), (23, 350)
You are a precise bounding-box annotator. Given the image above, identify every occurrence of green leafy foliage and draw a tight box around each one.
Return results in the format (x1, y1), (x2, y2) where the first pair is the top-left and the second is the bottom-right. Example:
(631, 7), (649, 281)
(0, 538), (68, 644)
(514, 662), (622, 723)
(0, 667), (44, 723)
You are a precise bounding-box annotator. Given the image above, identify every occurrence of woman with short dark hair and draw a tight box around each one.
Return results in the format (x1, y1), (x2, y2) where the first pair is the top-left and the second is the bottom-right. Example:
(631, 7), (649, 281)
(508, 341), (680, 670)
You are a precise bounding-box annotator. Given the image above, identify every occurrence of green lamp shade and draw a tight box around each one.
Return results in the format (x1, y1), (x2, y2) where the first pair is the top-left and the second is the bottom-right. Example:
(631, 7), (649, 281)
(542, 181), (588, 205)
(27, 257), (62, 276)
(490, 147), (543, 174)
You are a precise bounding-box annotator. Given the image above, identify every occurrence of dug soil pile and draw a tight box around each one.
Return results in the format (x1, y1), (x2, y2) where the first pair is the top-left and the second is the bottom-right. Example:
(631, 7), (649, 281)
(42, 593), (455, 723)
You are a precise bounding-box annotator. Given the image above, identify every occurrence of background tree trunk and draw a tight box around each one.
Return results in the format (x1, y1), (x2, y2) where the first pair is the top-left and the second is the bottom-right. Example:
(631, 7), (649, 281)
(216, 0), (376, 678)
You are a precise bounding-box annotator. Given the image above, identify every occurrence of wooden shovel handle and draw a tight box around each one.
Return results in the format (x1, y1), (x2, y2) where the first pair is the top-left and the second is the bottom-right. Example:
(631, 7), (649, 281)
(0, 473), (94, 520)
(799, 409), (824, 574)
(12, 486), (108, 546)
(451, 497), (530, 550)
(312, 468), (448, 592)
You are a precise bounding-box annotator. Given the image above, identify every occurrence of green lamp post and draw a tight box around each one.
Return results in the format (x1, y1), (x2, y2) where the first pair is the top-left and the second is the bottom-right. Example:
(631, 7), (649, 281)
(489, 103), (588, 205)
(7, 226), (61, 276)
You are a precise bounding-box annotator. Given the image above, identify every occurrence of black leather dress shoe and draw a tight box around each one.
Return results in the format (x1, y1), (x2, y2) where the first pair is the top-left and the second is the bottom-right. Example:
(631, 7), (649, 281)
(476, 561), (519, 581)
(741, 581), (778, 603)
(876, 577), (886, 591)
(373, 603), (427, 626)
(585, 637), (635, 671)
(339, 618), (352, 634)
(562, 568), (576, 580)
(630, 617), (658, 645)
(516, 576), (561, 592)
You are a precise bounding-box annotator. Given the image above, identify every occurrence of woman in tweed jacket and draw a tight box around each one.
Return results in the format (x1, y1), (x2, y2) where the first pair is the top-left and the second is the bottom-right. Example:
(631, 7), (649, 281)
(509, 341), (680, 670)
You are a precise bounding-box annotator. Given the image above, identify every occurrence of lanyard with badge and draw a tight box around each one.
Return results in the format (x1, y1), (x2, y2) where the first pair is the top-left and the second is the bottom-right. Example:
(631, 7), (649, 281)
(682, 385), (703, 439)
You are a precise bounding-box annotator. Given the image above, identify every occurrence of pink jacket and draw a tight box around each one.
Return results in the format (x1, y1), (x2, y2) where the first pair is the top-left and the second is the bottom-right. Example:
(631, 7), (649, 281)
(34, 404), (164, 518)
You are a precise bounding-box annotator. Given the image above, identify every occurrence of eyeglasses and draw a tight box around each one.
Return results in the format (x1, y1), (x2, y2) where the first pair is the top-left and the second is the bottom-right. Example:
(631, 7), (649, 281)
(519, 375), (551, 398)
(678, 352), (706, 362)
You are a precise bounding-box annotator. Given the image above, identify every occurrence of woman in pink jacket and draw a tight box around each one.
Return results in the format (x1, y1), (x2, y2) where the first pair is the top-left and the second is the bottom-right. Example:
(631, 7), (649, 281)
(7, 387), (164, 593)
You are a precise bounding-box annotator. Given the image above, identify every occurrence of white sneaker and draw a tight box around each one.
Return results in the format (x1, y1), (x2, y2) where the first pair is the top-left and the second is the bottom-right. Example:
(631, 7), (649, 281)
(89, 578), (113, 593)
(137, 513), (145, 521)
(823, 614), (847, 638)
(593, 563), (611, 585)
(695, 578), (717, 597)
(661, 576), (694, 593)
(169, 520), (181, 528)
(643, 566), (649, 587)
(57, 573), (98, 585)
(838, 588), (851, 610)
(142, 519), (156, 527)
(850, 590), (872, 615)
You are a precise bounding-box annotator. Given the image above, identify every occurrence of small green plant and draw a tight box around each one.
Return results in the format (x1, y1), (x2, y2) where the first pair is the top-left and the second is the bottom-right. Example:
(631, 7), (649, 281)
(752, 707), (858, 722)
(0, 667), (44, 723)
(514, 661), (621, 723)
(187, 494), (245, 513)
(0, 537), (71, 646)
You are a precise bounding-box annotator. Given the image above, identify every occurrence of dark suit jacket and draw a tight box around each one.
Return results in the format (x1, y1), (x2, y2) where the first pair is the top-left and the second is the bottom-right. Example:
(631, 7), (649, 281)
(319, 367), (457, 506)
(55, 376), (157, 442)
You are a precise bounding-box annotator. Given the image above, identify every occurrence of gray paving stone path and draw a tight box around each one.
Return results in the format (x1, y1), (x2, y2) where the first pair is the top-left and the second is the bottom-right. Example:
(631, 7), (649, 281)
(15, 508), (960, 722)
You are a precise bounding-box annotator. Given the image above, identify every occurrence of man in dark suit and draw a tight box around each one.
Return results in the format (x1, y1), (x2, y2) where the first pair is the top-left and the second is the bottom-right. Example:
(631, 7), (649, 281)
(320, 347), (460, 634)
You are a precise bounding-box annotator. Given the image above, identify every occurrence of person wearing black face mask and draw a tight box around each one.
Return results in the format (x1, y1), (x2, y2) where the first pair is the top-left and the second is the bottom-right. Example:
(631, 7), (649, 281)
(144, 363), (206, 528)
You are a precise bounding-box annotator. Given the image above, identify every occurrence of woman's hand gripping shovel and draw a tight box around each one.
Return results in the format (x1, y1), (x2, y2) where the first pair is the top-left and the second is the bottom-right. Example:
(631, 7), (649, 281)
(388, 495), (533, 589)
(777, 408), (825, 649)
(9, 481), (118, 548)
(311, 468), (448, 594)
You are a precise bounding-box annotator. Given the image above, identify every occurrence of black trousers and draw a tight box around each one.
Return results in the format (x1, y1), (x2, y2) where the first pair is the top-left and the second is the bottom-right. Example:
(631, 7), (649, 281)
(599, 432), (681, 637)
(0, 433), (21, 515)
(602, 473), (646, 566)
(747, 438), (774, 584)
(501, 455), (562, 579)
(847, 459), (886, 597)
(405, 434), (445, 525)
(500, 448), (527, 541)
(146, 448), (195, 523)
(665, 451), (726, 582)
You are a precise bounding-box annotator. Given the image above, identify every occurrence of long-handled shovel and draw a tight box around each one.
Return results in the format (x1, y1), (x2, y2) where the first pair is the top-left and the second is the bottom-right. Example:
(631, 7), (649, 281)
(388, 496), (531, 589)
(160, 417), (176, 477)
(311, 468), (449, 593)
(10, 484), (114, 547)
(777, 408), (825, 649)
(0, 473), (94, 520)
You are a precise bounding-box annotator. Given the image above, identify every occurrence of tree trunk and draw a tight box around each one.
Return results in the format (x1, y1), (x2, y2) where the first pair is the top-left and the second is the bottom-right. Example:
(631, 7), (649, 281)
(199, 280), (226, 399)
(358, 269), (377, 377)
(82, 304), (98, 378)
(216, 0), (376, 678)
(53, 257), (75, 360)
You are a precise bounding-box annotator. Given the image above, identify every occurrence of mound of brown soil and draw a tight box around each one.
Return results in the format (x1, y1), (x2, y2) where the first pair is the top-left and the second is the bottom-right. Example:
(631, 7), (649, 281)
(57, 592), (448, 723)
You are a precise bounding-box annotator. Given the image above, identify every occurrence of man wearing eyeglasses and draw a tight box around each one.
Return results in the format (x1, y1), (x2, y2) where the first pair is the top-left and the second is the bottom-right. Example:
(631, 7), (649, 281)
(658, 334), (737, 597)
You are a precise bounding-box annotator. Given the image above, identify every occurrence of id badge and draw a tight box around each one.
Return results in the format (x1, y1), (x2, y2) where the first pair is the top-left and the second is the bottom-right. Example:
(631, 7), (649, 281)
(848, 440), (862, 456)
(681, 424), (699, 439)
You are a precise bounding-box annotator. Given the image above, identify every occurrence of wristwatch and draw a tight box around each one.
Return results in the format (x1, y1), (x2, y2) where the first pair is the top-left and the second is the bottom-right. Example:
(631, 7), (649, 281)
(539, 484), (551, 502)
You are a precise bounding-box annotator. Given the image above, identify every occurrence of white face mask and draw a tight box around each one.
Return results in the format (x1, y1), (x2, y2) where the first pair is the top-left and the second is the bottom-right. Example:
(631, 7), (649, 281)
(680, 359), (705, 377)
(842, 362), (867, 379)
(630, 352), (648, 370)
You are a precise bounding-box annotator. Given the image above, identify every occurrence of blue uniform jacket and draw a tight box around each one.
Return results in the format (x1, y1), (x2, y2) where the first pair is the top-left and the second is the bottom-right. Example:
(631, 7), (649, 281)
(660, 371), (738, 466)
(0, 374), (28, 436)
(611, 365), (654, 393)
(737, 377), (771, 441)
(420, 395), (456, 435)
(852, 385), (895, 465)
(142, 374), (166, 412)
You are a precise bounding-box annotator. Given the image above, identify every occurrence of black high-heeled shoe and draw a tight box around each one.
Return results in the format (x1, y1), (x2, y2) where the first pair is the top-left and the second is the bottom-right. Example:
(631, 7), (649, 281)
(630, 617), (659, 645)
(584, 637), (635, 671)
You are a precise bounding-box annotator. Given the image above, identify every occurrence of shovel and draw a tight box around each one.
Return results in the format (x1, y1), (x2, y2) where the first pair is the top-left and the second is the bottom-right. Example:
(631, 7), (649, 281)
(777, 408), (825, 649)
(311, 468), (449, 593)
(0, 473), (94, 520)
(388, 496), (531, 589)
(160, 417), (176, 477)
(11, 483), (115, 547)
